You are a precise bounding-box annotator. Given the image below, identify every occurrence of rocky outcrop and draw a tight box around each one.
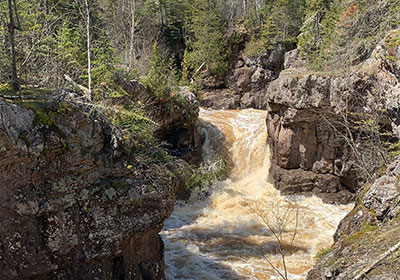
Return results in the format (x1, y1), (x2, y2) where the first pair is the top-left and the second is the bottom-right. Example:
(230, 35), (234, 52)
(265, 31), (400, 204)
(200, 62), (275, 110)
(199, 88), (240, 110)
(118, 80), (202, 164)
(265, 73), (358, 204)
(0, 94), (176, 280)
(200, 42), (293, 110)
(307, 157), (400, 279)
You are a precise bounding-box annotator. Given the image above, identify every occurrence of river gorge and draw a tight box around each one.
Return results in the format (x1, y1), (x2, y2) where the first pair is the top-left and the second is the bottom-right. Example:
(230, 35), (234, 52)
(162, 108), (353, 280)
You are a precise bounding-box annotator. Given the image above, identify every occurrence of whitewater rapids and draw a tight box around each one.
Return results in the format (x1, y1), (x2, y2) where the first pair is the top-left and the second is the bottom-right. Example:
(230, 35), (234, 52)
(161, 108), (352, 280)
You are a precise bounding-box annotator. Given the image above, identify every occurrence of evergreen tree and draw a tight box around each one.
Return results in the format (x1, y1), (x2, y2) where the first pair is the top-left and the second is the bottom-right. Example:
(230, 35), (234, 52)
(298, 0), (335, 63)
(140, 43), (177, 99)
(244, 0), (305, 57)
(184, 0), (230, 77)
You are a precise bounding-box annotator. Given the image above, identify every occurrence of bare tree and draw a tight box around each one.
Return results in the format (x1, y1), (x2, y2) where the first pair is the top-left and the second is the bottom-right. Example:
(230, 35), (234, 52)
(318, 88), (390, 184)
(129, 0), (136, 68)
(7, 0), (21, 90)
(251, 200), (300, 280)
(84, 0), (92, 100)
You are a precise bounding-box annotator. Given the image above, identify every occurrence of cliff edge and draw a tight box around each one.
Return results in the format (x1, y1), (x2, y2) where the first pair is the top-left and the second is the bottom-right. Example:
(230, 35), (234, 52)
(0, 92), (177, 280)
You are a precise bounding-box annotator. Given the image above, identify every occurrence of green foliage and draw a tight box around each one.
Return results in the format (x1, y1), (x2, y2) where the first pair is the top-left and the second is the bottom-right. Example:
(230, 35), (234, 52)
(298, 0), (336, 66)
(91, 35), (118, 100)
(244, 37), (266, 57)
(244, 0), (306, 57)
(140, 43), (178, 99)
(299, 0), (400, 68)
(186, 158), (230, 190)
(183, 0), (230, 78)
(315, 247), (333, 260)
(0, 84), (51, 96)
(111, 104), (157, 153)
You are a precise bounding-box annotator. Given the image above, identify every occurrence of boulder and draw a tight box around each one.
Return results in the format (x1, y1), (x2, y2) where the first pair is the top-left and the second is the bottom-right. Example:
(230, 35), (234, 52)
(284, 48), (305, 69)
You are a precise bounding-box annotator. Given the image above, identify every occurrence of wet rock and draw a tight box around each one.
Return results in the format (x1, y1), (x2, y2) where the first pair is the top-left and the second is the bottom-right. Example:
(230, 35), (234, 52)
(200, 88), (240, 110)
(273, 166), (354, 204)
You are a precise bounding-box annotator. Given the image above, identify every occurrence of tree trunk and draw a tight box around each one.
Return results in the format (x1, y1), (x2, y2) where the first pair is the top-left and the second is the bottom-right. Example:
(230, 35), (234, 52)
(84, 0), (92, 100)
(7, 0), (19, 91)
(129, 0), (136, 68)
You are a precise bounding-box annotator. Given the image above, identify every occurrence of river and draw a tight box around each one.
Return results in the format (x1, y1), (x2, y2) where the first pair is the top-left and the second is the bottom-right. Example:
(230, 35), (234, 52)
(161, 108), (352, 280)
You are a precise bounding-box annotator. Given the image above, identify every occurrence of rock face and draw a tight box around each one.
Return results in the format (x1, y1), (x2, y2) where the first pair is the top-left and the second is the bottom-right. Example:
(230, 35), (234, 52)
(265, 31), (400, 204)
(265, 73), (358, 204)
(199, 88), (240, 110)
(200, 44), (289, 110)
(200, 64), (275, 110)
(307, 157), (400, 279)
(0, 95), (176, 280)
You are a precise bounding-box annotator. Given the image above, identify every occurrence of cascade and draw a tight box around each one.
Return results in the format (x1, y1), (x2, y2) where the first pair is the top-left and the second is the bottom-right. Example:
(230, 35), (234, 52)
(162, 108), (352, 280)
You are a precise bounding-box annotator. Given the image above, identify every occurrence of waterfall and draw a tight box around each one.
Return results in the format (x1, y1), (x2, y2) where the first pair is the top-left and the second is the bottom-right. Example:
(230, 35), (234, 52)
(162, 108), (352, 280)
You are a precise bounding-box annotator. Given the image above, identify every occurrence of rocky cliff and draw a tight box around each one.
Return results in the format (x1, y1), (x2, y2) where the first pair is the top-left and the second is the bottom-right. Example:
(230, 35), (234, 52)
(307, 157), (400, 279)
(0, 92), (177, 280)
(265, 30), (400, 204)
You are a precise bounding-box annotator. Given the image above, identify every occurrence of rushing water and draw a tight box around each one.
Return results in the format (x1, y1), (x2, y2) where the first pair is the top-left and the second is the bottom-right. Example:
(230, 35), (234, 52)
(161, 108), (353, 280)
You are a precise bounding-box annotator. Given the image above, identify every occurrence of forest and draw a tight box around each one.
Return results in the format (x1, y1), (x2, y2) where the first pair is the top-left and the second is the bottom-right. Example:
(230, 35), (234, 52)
(1, 0), (397, 100)
(1, 1), (400, 279)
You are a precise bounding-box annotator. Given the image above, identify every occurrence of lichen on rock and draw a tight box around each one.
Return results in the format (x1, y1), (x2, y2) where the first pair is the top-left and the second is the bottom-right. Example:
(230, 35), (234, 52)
(0, 94), (177, 280)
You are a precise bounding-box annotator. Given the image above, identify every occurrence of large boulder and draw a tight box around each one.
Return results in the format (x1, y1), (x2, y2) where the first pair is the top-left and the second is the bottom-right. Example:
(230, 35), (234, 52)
(0, 95), (177, 280)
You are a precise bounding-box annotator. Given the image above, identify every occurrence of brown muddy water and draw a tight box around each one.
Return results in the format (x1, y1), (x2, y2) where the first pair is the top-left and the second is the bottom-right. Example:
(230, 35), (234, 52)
(162, 108), (352, 280)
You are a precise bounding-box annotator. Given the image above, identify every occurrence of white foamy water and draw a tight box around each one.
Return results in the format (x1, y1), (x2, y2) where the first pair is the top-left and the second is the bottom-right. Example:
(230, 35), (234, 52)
(161, 108), (353, 280)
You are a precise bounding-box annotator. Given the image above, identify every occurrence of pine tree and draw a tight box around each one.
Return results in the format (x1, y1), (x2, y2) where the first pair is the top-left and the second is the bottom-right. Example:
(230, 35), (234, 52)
(184, 0), (230, 77)
(140, 43), (176, 99)
(298, 0), (334, 63)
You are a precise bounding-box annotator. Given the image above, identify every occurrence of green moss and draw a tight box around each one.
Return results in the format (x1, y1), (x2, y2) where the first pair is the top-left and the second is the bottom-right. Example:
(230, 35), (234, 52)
(344, 222), (378, 245)
(14, 100), (70, 140)
(0, 84), (52, 96)
(316, 247), (333, 261)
